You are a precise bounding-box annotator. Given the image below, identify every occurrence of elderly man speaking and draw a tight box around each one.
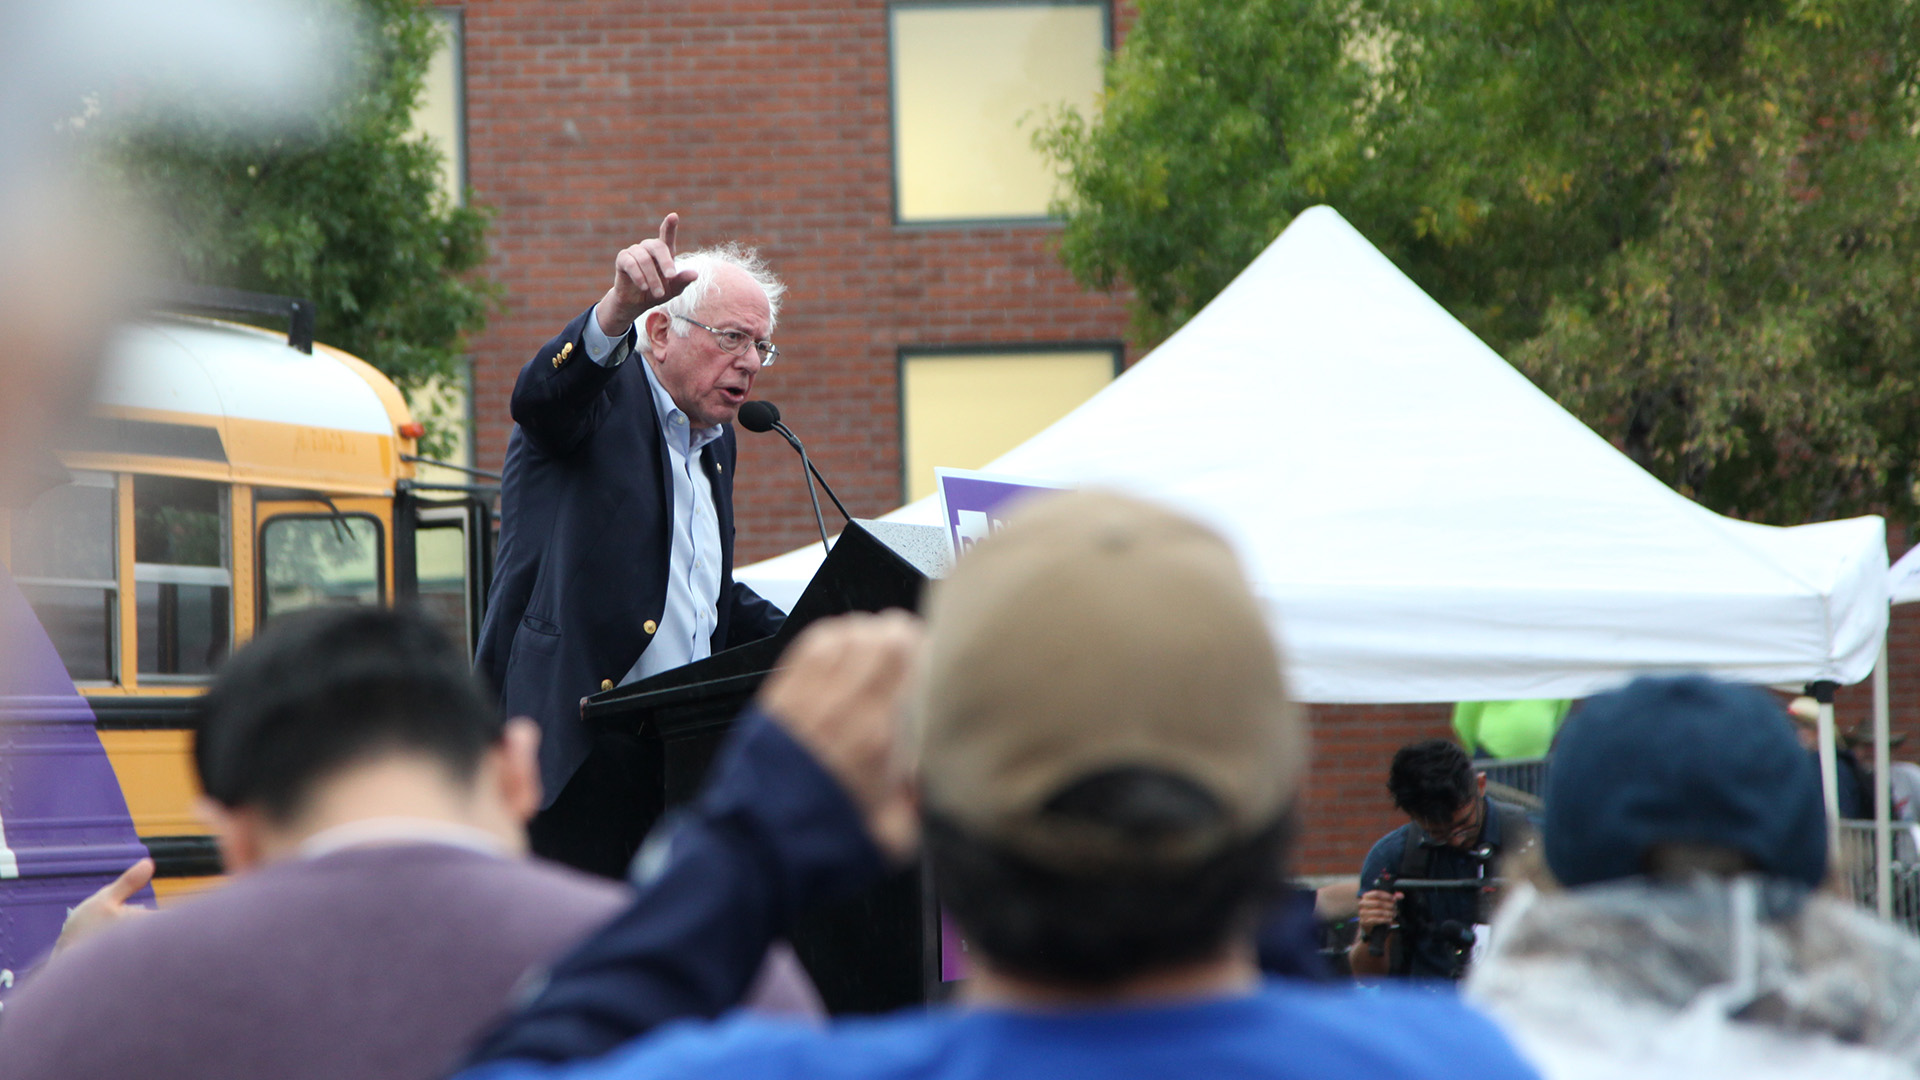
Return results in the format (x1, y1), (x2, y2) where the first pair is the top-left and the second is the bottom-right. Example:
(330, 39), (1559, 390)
(476, 213), (786, 878)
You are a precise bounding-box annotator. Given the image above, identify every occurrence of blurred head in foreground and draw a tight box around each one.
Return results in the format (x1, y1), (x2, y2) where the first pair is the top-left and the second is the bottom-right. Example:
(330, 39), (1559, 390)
(0, 0), (356, 509)
(1544, 673), (1827, 889)
(0, 0), (357, 693)
(193, 605), (541, 871)
(910, 490), (1306, 985)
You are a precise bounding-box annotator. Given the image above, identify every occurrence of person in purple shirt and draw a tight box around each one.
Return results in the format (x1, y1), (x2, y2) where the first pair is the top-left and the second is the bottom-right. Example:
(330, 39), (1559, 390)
(458, 491), (1542, 1080)
(0, 607), (633, 1080)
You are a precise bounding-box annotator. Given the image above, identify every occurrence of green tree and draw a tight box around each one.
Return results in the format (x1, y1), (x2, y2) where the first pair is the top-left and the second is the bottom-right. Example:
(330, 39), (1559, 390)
(91, 0), (495, 457)
(1043, 0), (1920, 524)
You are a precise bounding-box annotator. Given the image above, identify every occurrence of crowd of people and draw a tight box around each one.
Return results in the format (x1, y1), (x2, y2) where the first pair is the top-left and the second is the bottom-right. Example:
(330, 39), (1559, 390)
(2, 487), (1917, 1079)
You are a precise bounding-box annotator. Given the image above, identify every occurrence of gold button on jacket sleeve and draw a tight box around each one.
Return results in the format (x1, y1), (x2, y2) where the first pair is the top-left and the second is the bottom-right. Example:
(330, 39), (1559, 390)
(600, 679), (613, 691)
(643, 619), (658, 635)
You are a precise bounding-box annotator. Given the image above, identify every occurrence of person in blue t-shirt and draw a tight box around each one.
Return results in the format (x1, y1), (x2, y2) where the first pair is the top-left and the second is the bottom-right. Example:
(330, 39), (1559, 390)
(456, 492), (1540, 1080)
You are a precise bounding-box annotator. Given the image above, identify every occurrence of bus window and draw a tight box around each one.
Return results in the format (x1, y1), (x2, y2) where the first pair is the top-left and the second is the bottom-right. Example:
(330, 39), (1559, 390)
(8, 471), (117, 682)
(134, 476), (231, 680)
(260, 515), (382, 622)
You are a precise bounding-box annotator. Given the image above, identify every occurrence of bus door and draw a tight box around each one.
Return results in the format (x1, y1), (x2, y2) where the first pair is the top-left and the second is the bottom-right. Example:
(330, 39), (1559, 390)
(394, 489), (494, 656)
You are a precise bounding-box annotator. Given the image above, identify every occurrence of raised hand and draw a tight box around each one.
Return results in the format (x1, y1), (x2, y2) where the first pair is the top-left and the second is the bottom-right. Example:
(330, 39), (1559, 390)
(756, 611), (924, 863)
(597, 212), (701, 337)
(54, 857), (155, 956)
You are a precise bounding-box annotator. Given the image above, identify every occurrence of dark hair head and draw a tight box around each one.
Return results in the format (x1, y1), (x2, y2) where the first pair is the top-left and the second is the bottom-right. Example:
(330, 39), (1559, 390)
(193, 606), (502, 823)
(1387, 739), (1475, 823)
(926, 766), (1292, 986)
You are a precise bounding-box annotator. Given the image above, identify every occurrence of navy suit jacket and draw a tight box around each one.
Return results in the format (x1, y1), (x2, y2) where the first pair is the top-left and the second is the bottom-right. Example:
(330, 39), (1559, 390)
(475, 306), (784, 805)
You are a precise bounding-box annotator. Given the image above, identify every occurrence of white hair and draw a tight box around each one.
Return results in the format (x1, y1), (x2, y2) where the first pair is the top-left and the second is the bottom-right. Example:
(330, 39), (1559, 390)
(648, 242), (785, 335)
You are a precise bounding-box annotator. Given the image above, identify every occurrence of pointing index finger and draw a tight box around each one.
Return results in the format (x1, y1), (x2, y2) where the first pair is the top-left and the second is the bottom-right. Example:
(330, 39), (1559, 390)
(106, 858), (155, 903)
(658, 212), (680, 256)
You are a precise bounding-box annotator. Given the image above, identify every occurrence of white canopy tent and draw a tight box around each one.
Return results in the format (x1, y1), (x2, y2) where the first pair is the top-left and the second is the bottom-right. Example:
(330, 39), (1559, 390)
(746, 204), (1899, 911)
(743, 205), (1888, 703)
(745, 205), (1905, 910)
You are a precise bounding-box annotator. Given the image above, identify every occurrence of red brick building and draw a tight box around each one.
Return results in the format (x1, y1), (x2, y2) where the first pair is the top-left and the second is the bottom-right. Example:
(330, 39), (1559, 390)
(447, 0), (1920, 877)
(459, 0), (1138, 554)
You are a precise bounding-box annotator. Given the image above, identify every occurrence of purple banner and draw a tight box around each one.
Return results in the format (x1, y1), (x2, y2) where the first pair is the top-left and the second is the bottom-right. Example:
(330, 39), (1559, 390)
(935, 470), (1070, 558)
(940, 909), (970, 982)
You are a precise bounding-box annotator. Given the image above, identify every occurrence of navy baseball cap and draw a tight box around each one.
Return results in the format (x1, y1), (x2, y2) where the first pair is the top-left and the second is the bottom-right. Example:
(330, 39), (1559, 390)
(1545, 674), (1828, 889)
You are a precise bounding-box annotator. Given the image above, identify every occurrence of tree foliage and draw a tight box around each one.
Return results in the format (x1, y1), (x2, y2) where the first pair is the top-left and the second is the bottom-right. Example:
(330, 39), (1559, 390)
(87, 0), (495, 457)
(1042, 0), (1920, 523)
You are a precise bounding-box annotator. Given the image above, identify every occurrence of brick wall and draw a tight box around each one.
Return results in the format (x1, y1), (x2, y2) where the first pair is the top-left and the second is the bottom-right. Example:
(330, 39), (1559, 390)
(1295, 704), (1456, 877)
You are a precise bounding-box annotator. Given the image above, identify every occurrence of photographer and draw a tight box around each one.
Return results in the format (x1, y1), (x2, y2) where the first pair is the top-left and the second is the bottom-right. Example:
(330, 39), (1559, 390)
(1349, 740), (1535, 980)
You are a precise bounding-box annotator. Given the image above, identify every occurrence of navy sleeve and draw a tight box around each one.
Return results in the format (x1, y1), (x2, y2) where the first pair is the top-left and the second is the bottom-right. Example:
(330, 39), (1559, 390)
(461, 707), (886, 1068)
(510, 306), (626, 458)
(723, 581), (785, 647)
(1254, 887), (1329, 980)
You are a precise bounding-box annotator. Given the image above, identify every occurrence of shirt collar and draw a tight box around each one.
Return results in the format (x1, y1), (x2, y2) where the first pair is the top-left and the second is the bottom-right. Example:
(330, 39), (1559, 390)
(638, 348), (724, 455)
(1478, 796), (1503, 846)
(298, 817), (509, 861)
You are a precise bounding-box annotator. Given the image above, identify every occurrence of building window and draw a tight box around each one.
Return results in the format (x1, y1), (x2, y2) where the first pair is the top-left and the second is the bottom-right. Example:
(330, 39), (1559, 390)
(899, 346), (1119, 501)
(133, 475), (231, 680)
(405, 7), (475, 484)
(8, 471), (118, 684)
(409, 6), (467, 208)
(890, 2), (1108, 224)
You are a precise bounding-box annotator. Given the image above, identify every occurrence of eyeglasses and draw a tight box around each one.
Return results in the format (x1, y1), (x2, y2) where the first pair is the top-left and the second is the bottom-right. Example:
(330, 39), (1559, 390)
(673, 314), (779, 367)
(1418, 801), (1481, 847)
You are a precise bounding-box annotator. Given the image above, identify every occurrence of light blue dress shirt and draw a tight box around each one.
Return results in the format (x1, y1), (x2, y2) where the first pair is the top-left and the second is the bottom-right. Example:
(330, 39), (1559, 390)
(582, 306), (725, 684)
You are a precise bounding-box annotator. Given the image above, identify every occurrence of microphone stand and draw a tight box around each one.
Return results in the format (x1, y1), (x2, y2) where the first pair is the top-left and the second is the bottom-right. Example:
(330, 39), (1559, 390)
(772, 422), (853, 524)
(770, 422), (831, 550)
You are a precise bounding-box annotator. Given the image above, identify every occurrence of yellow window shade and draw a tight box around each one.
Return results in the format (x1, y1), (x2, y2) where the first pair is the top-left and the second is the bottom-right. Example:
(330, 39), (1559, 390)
(902, 348), (1116, 502)
(891, 3), (1107, 222)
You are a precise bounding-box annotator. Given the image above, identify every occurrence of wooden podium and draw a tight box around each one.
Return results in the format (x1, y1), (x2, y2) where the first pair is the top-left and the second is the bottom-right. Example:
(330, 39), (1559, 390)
(581, 520), (951, 1014)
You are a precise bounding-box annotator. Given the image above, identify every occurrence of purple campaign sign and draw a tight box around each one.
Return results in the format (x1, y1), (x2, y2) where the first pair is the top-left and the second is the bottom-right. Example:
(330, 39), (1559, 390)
(934, 469), (1071, 558)
(940, 909), (970, 982)
(0, 565), (153, 999)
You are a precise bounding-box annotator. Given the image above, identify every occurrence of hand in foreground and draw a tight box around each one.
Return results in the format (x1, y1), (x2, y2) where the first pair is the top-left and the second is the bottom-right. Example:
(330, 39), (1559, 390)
(757, 611), (923, 863)
(1355, 888), (1403, 936)
(55, 858), (155, 955)
(599, 212), (699, 337)
(1314, 878), (1361, 922)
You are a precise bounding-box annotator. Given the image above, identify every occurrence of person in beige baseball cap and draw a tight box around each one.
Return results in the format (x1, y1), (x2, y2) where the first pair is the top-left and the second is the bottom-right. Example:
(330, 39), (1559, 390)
(458, 490), (1540, 1080)
(910, 488), (1310, 989)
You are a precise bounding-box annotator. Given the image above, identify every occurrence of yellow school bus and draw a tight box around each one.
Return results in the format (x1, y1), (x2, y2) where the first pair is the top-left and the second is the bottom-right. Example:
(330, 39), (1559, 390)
(0, 291), (493, 899)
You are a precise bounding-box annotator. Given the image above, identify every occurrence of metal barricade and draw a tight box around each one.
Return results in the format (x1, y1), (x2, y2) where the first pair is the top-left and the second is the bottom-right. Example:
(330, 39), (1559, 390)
(1476, 756), (1550, 799)
(1835, 820), (1920, 935)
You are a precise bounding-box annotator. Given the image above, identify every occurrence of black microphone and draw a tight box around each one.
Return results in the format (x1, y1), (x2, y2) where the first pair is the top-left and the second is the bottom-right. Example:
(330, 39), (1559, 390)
(736, 399), (781, 433)
(737, 400), (850, 550)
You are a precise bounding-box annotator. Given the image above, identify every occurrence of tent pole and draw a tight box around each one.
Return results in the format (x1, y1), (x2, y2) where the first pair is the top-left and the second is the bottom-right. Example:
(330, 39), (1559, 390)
(1813, 687), (1842, 885)
(1875, 637), (1893, 920)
